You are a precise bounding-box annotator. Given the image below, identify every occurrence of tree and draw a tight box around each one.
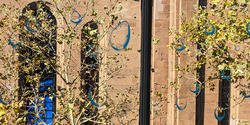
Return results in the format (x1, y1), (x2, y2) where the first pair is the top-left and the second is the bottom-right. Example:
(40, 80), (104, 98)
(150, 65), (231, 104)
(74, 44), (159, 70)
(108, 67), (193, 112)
(168, 0), (249, 116)
(0, 0), (140, 124)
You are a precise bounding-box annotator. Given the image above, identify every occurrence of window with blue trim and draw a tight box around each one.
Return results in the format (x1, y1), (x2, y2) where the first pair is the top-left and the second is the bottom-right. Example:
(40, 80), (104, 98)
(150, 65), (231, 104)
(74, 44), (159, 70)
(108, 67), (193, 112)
(18, 1), (57, 124)
(81, 21), (99, 124)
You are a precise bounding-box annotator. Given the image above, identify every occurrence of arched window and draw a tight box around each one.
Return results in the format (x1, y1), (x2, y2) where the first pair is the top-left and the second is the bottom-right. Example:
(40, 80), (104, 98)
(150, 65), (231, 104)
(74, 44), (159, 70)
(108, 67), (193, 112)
(81, 21), (99, 124)
(18, 1), (56, 124)
(81, 21), (99, 84)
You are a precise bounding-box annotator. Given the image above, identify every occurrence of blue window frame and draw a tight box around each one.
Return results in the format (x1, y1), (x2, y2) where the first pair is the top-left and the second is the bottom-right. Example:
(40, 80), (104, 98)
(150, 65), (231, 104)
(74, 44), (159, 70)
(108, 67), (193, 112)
(27, 79), (55, 124)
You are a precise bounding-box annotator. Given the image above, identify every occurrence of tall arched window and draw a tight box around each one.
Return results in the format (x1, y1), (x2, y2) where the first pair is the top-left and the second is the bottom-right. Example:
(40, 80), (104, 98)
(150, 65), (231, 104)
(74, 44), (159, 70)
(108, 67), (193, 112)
(81, 21), (99, 124)
(18, 1), (57, 124)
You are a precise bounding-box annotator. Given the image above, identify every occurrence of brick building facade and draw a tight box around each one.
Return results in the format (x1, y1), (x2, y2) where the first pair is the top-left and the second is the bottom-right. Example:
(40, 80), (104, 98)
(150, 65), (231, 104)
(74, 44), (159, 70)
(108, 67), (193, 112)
(0, 0), (249, 125)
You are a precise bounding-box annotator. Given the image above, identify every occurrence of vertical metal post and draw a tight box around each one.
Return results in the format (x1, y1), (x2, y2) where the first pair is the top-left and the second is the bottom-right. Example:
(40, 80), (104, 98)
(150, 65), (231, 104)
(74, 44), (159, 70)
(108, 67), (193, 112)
(196, 0), (207, 125)
(139, 0), (152, 125)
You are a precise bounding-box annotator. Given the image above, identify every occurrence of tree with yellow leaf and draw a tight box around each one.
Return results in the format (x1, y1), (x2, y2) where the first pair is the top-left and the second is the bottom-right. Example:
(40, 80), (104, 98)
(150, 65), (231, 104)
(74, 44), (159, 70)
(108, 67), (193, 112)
(169, 0), (249, 108)
(0, 0), (140, 124)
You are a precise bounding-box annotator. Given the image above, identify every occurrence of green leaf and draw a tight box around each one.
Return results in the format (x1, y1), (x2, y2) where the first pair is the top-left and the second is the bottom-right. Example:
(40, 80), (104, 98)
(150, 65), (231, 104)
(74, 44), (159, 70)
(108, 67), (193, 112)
(211, 0), (220, 4)
(0, 109), (6, 117)
(152, 38), (160, 45)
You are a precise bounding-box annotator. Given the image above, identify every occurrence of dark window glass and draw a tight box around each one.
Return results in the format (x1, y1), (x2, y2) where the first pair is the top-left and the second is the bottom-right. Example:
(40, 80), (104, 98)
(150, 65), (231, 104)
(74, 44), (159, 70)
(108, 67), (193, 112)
(18, 1), (56, 124)
(81, 21), (99, 125)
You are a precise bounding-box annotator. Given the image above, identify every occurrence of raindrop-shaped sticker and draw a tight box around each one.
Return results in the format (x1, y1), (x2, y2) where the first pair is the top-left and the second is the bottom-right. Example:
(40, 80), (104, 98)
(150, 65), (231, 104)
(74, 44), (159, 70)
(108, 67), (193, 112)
(214, 107), (225, 121)
(174, 39), (185, 51)
(8, 33), (21, 48)
(205, 23), (215, 35)
(175, 97), (187, 111)
(88, 86), (107, 107)
(25, 17), (41, 33)
(70, 10), (82, 24)
(190, 82), (200, 94)
(221, 70), (231, 80)
(109, 20), (131, 51)
(0, 93), (12, 105)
